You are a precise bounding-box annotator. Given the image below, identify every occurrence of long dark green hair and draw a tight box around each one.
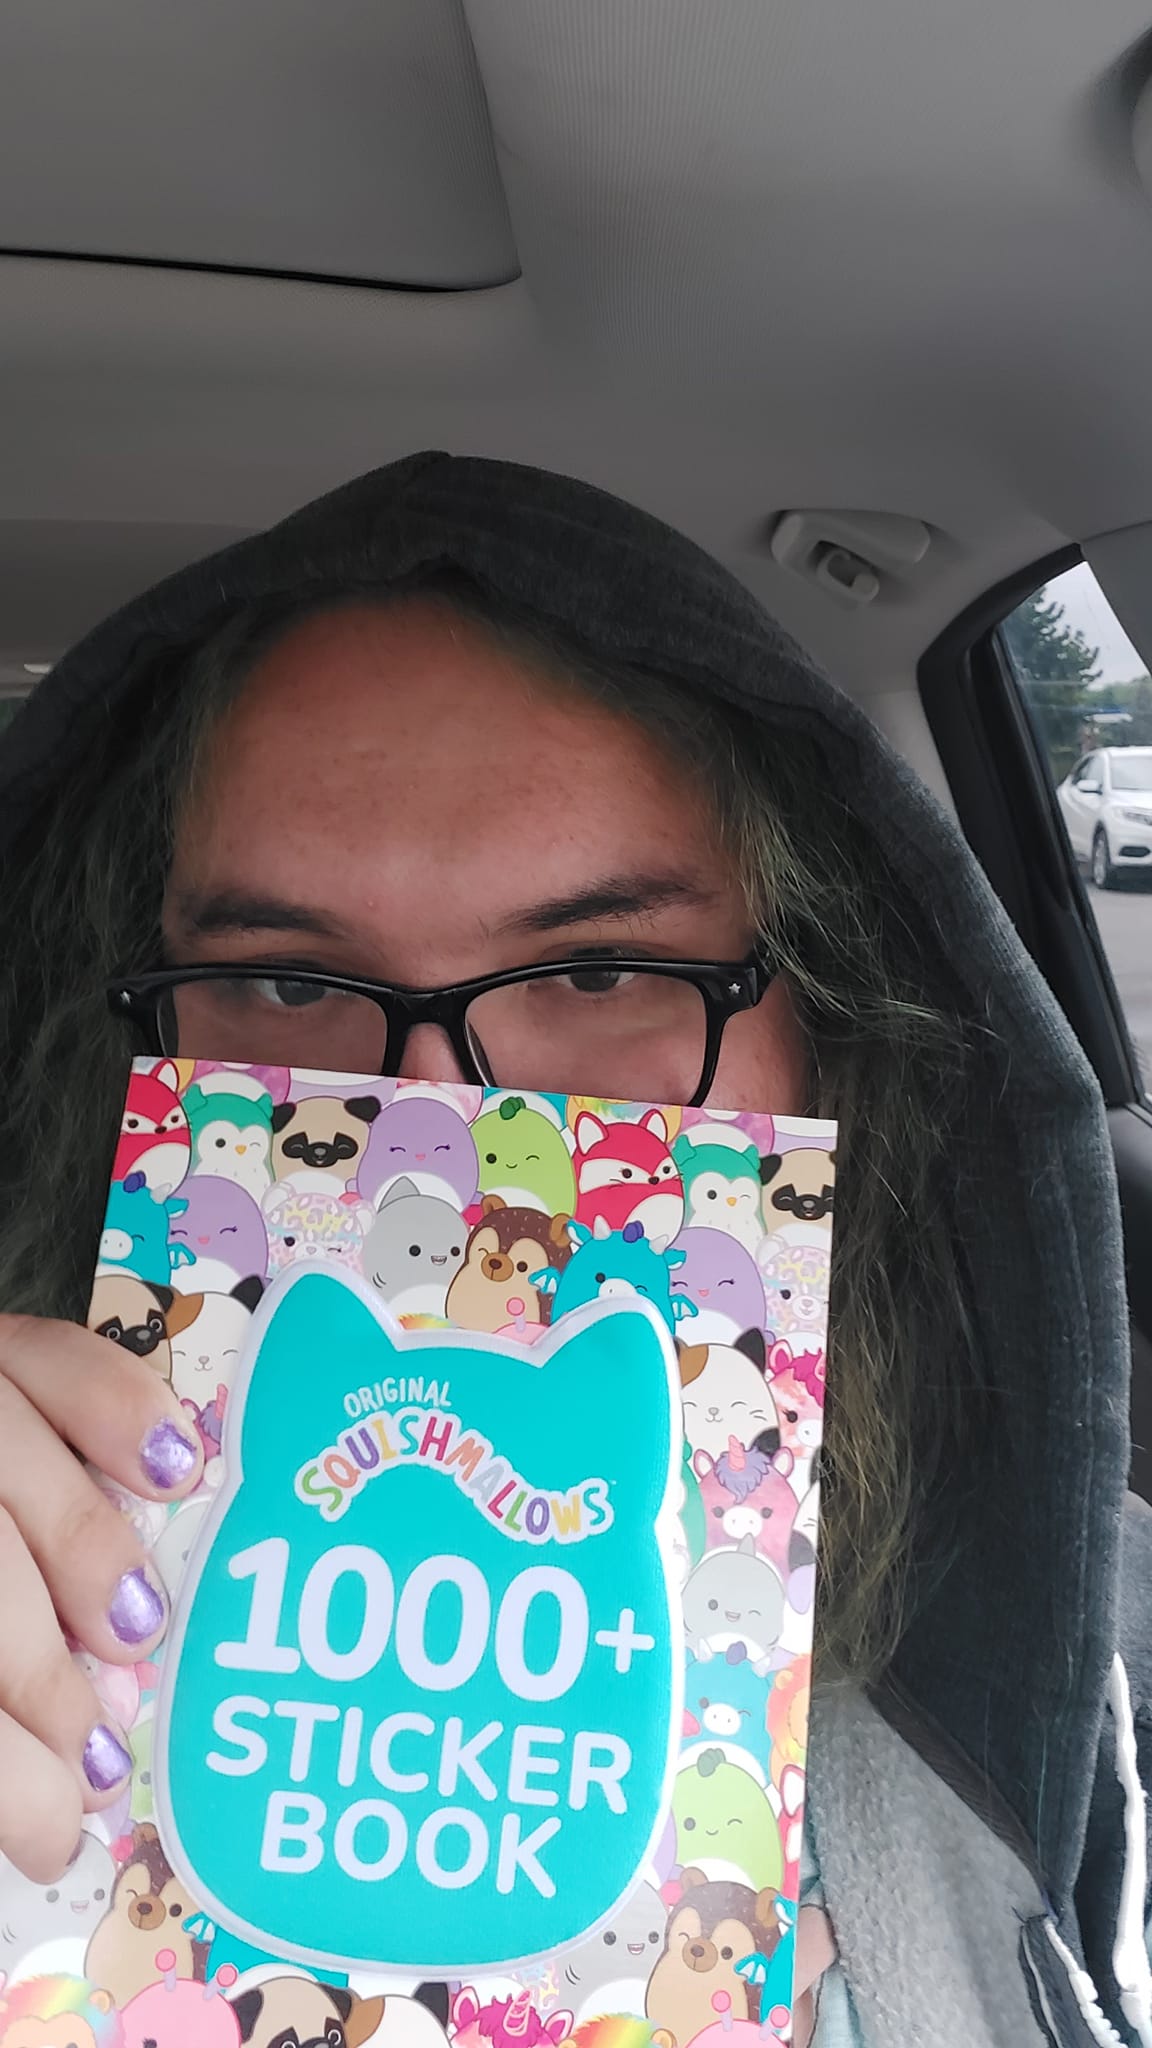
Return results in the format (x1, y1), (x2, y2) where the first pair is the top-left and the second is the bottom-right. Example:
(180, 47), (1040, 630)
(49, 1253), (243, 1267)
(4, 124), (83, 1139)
(0, 574), (982, 1679)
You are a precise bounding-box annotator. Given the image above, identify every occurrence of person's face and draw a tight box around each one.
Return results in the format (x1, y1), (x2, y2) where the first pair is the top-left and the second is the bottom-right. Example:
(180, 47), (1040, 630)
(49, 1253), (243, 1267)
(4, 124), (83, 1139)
(164, 600), (809, 1113)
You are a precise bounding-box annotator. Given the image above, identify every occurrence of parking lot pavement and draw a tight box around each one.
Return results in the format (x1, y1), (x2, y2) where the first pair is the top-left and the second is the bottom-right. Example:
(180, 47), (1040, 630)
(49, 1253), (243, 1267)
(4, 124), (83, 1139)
(1089, 881), (1152, 1090)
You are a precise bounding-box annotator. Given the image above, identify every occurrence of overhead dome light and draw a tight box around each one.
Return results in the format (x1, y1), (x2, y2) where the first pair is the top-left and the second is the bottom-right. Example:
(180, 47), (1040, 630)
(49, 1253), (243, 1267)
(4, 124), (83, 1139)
(22, 662), (51, 676)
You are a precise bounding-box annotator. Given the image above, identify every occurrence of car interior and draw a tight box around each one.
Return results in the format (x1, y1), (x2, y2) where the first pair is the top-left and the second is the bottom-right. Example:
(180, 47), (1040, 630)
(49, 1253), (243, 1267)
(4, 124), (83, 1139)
(1, 0), (1150, 1496)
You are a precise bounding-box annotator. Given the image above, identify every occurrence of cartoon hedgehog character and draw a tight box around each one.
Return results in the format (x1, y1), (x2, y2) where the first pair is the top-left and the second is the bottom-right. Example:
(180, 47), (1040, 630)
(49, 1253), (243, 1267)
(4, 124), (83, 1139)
(447, 1195), (573, 1336)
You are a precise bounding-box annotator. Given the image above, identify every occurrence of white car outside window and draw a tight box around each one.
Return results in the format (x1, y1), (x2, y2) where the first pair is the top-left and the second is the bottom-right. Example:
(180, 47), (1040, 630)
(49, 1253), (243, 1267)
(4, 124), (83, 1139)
(1056, 747), (1152, 889)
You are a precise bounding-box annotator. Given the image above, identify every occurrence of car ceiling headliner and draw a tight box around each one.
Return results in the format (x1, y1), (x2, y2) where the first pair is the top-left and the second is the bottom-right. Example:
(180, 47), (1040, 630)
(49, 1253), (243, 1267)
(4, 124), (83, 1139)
(3, 0), (1152, 710)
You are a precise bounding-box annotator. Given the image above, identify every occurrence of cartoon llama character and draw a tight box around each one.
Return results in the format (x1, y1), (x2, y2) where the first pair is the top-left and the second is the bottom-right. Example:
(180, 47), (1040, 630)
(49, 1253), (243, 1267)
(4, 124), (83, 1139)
(573, 1110), (684, 1242)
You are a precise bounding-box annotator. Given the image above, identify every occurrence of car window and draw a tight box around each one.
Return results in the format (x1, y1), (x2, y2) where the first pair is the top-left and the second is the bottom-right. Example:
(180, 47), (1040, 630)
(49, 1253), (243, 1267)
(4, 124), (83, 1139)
(1000, 563), (1152, 1095)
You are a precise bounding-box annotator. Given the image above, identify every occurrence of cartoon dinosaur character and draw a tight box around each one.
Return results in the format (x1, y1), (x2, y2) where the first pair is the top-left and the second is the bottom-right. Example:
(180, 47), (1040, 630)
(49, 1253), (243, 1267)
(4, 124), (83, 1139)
(540, 1218), (696, 1335)
(97, 1175), (192, 1286)
(472, 1095), (576, 1215)
(671, 1753), (784, 1893)
(446, 1195), (572, 1335)
(114, 1060), (190, 1197)
(573, 1110), (684, 1241)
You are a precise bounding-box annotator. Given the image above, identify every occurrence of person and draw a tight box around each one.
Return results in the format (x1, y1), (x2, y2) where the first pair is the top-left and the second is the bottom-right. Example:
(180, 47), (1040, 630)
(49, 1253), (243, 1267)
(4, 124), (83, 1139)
(0, 451), (1147, 2047)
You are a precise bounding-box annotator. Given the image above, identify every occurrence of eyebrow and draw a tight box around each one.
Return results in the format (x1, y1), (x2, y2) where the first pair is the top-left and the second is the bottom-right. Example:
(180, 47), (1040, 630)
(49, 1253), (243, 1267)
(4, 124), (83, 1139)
(168, 890), (358, 942)
(495, 873), (717, 935)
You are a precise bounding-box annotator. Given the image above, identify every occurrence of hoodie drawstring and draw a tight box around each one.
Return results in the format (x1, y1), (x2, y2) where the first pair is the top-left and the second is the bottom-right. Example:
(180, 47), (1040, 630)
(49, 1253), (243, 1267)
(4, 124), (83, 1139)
(1043, 1655), (1152, 2047)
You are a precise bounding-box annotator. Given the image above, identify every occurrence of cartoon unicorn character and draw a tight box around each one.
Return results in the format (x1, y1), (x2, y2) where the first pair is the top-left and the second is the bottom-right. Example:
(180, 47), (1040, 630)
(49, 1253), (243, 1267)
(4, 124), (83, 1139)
(693, 1436), (799, 1577)
(765, 1341), (824, 1484)
(540, 1218), (696, 1335)
(573, 1110), (684, 1241)
(114, 1061), (190, 1197)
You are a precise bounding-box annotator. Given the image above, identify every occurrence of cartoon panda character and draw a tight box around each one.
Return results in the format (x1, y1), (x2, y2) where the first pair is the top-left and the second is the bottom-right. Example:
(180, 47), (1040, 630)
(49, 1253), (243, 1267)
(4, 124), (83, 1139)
(446, 1195), (572, 1336)
(271, 1095), (381, 1195)
(88, 1274), (202, 1385)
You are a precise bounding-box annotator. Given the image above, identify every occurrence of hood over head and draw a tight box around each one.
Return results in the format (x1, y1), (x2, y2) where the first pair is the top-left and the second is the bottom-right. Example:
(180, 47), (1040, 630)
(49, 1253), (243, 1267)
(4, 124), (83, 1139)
(0, 451), (1130, 1910)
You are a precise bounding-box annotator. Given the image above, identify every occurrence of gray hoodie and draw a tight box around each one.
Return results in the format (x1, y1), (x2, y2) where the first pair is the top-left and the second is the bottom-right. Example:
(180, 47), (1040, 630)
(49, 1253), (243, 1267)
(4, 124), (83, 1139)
(0, 452), (1148, 2045)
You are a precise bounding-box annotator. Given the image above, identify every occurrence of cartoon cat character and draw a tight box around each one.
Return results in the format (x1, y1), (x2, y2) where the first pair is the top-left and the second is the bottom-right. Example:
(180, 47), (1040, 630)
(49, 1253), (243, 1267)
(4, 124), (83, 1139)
(168, 1281), (262, 1410)
(644, 1867), (781, 2040)
(673, 1135), (764, 1254)
(573, 1110), (684, 1242)
(759, 1149), (835, 1247)
(446, 1195), (572, 1336)
(677, 1330), (780, 1460)
(114, 1060), (190, 1197)
(271, 1095), (381, 1195)
(84, 1824), (208, 2007)
(682, 1534), (785, 1674)
(183, 1076), (274, 1200)
(88, 1275), (202, 1385)
(363, 1176), (466, 1317)
(557, 1879), (667, 2024)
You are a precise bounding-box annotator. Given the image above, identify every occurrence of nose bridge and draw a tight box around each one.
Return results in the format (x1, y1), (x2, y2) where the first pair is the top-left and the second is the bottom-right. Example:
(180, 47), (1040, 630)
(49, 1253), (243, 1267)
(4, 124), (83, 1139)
(397, 1020), (471, 1086)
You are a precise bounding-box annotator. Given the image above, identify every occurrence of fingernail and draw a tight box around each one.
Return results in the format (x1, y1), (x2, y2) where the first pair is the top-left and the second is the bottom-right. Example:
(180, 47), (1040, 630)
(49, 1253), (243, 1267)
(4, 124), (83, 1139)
(83, 1723), (133, 1792)
(139, 1418), (199, 1490)
(108, 1566), (166, 1646)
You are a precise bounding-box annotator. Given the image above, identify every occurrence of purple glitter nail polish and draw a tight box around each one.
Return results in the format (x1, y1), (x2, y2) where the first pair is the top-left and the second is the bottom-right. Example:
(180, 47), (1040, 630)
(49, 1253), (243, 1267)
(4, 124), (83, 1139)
(139, 1418), (198, 1490)
(108, 1566), (166, 1646)
(83, 1723), (133, 1792)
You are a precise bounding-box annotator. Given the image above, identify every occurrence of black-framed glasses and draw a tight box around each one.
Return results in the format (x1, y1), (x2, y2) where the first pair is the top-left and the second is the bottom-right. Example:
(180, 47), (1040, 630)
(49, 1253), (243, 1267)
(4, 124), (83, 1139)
(106, 953), (776, 1107)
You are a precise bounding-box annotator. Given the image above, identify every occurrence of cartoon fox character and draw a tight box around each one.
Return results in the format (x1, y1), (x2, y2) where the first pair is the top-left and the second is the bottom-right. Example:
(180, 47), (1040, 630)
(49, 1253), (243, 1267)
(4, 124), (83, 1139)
(572, 1110), (684, 1242)
(114, 1061), (190, 1196)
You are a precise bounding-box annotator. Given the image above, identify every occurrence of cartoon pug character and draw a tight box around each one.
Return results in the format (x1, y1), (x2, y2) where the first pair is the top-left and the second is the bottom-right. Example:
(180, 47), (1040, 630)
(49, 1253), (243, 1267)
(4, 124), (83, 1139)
(682, 1534), (785, 1675)
(644, 1868), (781, 2040)
(263, 1184), (373, 1275)
(166, 1177), (268, 1296)
(97, 1176), (192, 1287)
(120, 1955), (241, 2048)
(573, 1110), (684, 1243)
(673, 1136), (764, 1255)
(0, 1833), (115, 1969)
(168, 1282), (261, 1409)
(472, 1095), (576, 1216)
(446, 1195), (572, 1335)
(557, 1879), (667, 2024)
(543, 1218), (694, 1335)
(84, 1823), (208, 2007)
(671, 1754), (784, 1893)
(677, 1331), (779, 1461)
(87, 1275), (202, 1386)
(114, 1059), (191, 1196)
(759, 1149), (835, 1247)
(756, 1235), (830, 1348)
(271, 1095), (382, 1195)
(363, 1177), (467, 1318)
(669, 1230), (766, 1348)
(356, 1095), (479, 1211)
(694, 1438), (798, 1578)
(0, 1976), (121, 2048)
(183, 1076), (274, 1200)
(230, 1977), (387, 2048)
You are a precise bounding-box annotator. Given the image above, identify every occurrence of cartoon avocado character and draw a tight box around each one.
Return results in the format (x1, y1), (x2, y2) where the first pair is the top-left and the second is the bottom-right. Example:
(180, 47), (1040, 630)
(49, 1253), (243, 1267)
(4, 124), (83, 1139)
(472, 1095), (577, 1215)
(671, 1745), (783, 1893)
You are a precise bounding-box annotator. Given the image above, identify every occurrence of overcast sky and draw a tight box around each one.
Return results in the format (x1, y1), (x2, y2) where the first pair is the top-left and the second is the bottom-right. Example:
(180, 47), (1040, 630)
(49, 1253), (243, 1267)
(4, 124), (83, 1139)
(1042, 561), (1147, 685)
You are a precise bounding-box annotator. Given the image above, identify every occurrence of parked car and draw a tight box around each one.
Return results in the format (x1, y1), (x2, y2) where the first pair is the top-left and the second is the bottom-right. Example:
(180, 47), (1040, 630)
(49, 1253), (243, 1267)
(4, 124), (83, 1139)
(1056, 746), (1152, 888)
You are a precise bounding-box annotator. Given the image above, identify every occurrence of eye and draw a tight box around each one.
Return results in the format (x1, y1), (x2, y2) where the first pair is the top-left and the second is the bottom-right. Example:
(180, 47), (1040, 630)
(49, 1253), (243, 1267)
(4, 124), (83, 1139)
(452, 1246), (462, 1257)
(516, 1260), (528, 1272)
(594, 1272), (606, 1284)
(125, 1115), (142, 1130)
(94, 1887), (106, 1901)
(215, 1136), (226, 1148)
(435, 1143), (452, 1153)
(780, 1289), (792, 1300)
(284, 1235), (296, 1247)
(720, 1946), (733, 1960)
(707, 1598), (719, 1611)
(169, 1900), (184, 1917)
(486, 1152), (498, 1165)
(389, 1145), (407, 1154)
(649, 1930), (660, 1943)
(683, 1816), (696, 1831)
(45, 1888), (59, 1902)
(784, 1408), (798, 1423)
(707, 1189), (717, 1199)
(603, 1931), (617, 1946)
(409, 1244), (422, 1257)
(620, 1167), (633, 1179)
(718, 1277), (735, 1288)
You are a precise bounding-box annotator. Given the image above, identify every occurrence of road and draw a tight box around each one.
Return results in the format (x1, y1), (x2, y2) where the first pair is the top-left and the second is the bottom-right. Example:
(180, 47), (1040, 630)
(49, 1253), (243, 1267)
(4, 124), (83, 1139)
(1089, 881), (1152, 1090)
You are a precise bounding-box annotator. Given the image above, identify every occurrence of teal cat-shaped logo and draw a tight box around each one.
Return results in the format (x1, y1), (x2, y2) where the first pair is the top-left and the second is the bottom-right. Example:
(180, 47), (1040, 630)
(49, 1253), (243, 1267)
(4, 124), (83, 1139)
(156, 1267), (681, 1974)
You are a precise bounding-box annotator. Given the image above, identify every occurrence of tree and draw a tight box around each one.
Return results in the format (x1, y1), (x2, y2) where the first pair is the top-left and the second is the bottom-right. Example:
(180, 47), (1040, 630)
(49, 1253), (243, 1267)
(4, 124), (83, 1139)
(1002, 590), (1102, 783)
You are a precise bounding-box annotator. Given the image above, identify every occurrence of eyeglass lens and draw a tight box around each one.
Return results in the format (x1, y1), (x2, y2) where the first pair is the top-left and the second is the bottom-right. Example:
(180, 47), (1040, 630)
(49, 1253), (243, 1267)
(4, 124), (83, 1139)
(157, 968), (711, 1100)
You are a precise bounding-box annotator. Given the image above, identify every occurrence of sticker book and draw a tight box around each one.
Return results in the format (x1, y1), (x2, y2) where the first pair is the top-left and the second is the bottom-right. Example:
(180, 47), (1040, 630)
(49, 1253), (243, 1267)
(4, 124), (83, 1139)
(0, 1065), (834, 2048)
